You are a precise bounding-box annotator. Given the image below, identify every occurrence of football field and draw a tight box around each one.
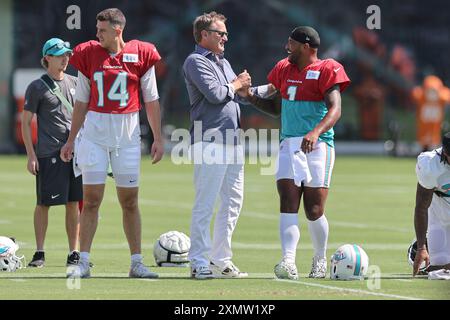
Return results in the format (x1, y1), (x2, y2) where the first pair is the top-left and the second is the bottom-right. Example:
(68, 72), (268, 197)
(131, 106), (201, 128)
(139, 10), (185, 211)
(0, 154), (448, 300)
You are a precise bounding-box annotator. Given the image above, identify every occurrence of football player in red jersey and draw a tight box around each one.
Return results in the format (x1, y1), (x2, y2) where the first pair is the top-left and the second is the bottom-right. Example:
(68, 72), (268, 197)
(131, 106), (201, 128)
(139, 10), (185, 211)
(61, 8), (163, 278)
(243, 26), (350, 280)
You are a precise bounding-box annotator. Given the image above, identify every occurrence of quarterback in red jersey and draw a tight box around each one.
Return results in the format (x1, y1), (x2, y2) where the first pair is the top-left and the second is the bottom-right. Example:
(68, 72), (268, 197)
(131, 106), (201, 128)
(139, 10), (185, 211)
(61, 8), (163, 279)
(70, 39), (161, 114)
(244, 26), (350, 280)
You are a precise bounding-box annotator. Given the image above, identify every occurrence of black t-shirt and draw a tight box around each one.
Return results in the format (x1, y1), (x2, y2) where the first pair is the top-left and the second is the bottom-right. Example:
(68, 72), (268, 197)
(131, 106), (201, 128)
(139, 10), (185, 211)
(24, 74), (77, 157)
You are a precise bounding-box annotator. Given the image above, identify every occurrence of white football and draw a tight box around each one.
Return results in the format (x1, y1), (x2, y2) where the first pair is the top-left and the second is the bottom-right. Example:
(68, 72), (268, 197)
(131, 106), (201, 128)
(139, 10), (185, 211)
(330, 244), (369, 280)
(153, 231), (190, 267)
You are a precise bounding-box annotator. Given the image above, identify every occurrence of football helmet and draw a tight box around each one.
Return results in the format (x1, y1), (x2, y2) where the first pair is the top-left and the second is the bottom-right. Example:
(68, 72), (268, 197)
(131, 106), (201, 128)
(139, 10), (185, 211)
(153, 231), (190, 267)
(0, 236), (26, 272)
(330, 244), (369, 280)
(407, 239), (428, 273)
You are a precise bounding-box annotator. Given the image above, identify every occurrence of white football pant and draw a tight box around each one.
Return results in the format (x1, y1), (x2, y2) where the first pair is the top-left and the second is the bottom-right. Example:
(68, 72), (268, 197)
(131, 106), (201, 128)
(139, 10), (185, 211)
(188, 142), (244, 269)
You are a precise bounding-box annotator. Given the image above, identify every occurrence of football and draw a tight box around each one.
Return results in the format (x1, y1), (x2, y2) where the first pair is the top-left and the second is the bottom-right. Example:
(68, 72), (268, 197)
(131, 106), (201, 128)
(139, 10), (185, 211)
(153, 231), (190, 267)
(330, 244), (369, 280)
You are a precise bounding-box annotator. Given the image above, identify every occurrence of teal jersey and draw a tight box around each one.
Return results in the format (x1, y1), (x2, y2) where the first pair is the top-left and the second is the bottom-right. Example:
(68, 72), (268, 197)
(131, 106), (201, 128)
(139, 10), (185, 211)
(281, 99), (334, 146)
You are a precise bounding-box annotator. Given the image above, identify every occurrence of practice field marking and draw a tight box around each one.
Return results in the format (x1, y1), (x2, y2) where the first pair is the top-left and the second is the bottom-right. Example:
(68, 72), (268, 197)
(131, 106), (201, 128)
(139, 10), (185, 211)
(244, 211), (410, 233)
(113, 196), (412, 234)
(0, 272), (273, 279)
(275, 279), (423, 300)
(16, 242), (409, 251)
(1, 272), (416, 287)
(233, 242), (409, 250)
(0, 219), (12, 224)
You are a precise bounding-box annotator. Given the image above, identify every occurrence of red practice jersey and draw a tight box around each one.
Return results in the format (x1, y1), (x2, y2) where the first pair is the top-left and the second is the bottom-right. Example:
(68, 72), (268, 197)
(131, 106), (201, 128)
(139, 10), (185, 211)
(268, 58), (350, 101)
(267, 58), (350, 144)
(70, 40), (161, 114)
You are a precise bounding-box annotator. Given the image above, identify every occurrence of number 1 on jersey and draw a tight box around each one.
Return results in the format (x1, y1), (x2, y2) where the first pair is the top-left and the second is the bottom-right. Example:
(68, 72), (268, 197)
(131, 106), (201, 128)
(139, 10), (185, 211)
(93, 72), (129, 107)
(287, 86), (297, 101)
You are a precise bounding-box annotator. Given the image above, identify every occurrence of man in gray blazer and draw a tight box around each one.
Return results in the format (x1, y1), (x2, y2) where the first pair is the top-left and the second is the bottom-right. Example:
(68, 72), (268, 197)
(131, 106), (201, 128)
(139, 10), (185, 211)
(183, 11), (251, 279)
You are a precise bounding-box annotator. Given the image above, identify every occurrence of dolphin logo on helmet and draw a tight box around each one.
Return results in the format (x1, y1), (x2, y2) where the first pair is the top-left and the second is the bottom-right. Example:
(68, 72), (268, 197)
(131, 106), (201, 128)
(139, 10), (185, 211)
(0, 236), (26, 272)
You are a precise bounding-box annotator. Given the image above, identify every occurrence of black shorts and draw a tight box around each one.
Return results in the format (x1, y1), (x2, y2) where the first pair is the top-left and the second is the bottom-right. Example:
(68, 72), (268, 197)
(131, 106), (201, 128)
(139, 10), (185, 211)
(36, 154), (83, 206)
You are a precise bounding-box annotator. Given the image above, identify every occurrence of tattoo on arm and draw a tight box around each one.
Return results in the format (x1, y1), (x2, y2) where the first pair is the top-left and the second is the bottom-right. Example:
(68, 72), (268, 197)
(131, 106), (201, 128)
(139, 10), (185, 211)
(247, 91), (281, 117)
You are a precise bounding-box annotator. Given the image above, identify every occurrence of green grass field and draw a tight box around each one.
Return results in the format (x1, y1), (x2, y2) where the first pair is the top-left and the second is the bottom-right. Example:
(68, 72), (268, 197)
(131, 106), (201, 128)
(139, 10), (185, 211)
(0, 155), (449, 300)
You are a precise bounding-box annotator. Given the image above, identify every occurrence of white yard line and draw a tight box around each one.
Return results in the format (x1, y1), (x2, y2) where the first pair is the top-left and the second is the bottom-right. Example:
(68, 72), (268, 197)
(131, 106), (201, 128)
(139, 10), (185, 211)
(2, 272), (419, 299)
(233, 242), (408, 250)
(244, 211), (410, 233)
(275, 279), (423, 300)
(113, 197), (411, 234)
(9, 279), (27, 282)
(17, 242), (408, 251)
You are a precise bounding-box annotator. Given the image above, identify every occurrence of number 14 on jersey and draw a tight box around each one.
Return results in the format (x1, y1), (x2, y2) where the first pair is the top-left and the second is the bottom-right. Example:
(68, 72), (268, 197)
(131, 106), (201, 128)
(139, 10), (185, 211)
(93, 72), (129, 107)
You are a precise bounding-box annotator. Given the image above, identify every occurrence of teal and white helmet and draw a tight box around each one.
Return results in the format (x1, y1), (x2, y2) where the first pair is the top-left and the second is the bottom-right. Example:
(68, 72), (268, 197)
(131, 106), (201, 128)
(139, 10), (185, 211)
(0, 236), (26, 272)
(330, 244), (369, 280)
(407, 239), (428, 273)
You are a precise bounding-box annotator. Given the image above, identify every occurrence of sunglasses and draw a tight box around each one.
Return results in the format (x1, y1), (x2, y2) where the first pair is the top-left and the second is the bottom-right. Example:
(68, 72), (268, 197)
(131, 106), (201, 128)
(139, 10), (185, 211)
(44, 41), (70, 55)
(206, 29), (229, 38)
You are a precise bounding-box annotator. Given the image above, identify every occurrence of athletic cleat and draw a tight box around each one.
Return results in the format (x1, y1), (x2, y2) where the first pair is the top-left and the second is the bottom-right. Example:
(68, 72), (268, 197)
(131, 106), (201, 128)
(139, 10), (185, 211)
(129, 262), (159, 278)
(66, 261), (90, 278)
(66, 251), (80, 266)
(210, 261), (248, 278)
(28, 251), (45, 268)
(309, 256), (327, 278)
(191, 265), (215, 280)
(274, 259), (298, 280)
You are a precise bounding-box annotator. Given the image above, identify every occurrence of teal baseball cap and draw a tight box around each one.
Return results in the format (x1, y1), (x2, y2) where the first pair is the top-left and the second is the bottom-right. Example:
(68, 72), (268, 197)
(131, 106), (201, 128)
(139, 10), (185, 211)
(42, 38), (72, 57)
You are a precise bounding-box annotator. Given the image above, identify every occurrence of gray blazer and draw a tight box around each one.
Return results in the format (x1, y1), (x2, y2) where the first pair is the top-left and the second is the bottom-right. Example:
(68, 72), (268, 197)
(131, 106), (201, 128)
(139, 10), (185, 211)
(183, 45), (248, 145)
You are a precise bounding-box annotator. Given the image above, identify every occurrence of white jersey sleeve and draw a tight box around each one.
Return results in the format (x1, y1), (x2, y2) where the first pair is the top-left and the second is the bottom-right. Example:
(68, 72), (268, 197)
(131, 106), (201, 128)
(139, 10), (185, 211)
(416, 152), (437, 189)
(140, 66), (159, 103)
(74, 71), (91, 103)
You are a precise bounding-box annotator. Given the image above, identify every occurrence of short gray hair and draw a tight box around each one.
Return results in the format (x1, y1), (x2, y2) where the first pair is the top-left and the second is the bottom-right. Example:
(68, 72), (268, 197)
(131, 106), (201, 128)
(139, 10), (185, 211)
(193, 11), (226, 43)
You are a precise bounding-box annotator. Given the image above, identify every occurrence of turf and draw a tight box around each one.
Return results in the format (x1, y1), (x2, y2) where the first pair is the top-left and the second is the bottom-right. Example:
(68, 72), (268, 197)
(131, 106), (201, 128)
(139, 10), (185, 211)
(0, 154), (449, 300)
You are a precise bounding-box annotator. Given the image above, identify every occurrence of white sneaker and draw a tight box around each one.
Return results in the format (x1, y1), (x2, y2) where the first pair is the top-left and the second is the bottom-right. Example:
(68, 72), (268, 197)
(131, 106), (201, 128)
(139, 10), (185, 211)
(274, 259), (298, 280)
(210, 262), (248, 278)
(129, 262), (159, 278)
(66, 261), (90, 279)
(191, 265), (215, 280)
(309, 256), (327, 278)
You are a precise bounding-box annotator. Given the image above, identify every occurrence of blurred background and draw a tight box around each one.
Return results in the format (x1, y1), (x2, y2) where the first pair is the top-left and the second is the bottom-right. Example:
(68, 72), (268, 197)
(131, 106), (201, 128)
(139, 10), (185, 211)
(0, 0), (449, 156)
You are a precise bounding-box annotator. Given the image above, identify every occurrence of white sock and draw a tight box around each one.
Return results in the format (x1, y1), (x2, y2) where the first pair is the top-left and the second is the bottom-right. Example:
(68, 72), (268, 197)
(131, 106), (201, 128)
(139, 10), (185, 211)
(280, 213), (300, 263)
(80, 252), (90, 264)
(131, 254), (143, 265)
(308, 215), (329, 259)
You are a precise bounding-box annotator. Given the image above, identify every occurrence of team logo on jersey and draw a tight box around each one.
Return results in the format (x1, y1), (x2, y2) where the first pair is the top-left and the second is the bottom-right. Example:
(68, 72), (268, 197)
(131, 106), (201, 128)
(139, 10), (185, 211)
(305, 70), (320, 80)
(123, 54), (138, 63)
(442, 183), (450, 195)
(70, 88), (76, 95)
